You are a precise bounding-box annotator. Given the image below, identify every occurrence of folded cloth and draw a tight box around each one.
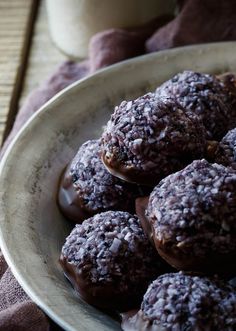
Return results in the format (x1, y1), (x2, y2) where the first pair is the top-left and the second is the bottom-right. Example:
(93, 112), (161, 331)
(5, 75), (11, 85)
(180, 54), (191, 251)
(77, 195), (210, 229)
(89, 14), (173, 71)
(1, 0), (236, 329)
(0, 253), (50, 331)
(146, 0), (236, 52)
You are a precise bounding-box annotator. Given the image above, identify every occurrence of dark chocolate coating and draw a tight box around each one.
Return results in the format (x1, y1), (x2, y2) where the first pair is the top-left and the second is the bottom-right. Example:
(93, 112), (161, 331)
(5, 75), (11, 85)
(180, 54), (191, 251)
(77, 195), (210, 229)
(122, 272), (236, 331)
(146, 159), (236, 275)
(60, 211), (168, 311)
(156, 70), (236, 140)
(218, 72), (236, 97)
(101, 93), (207, 186)
(58, 140), (146, 223)
(214, 128), (236, 170)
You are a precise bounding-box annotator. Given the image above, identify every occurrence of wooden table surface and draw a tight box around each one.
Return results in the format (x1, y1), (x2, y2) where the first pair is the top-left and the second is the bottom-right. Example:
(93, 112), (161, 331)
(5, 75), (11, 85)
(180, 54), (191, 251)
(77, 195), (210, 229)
(0, 0), (68, 146)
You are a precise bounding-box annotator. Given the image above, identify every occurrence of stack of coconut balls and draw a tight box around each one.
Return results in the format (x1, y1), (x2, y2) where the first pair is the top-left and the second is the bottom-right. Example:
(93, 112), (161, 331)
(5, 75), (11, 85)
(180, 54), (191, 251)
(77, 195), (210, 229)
(58, 70), (236, 331)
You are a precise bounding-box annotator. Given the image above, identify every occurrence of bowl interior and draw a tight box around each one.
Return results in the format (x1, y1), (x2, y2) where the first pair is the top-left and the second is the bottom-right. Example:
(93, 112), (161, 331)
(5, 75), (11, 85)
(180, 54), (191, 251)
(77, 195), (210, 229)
(1, 42), (236, 331)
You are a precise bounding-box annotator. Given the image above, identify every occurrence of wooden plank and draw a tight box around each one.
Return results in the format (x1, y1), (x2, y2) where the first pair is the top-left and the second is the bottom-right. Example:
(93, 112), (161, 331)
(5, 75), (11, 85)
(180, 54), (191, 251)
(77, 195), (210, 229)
(0, 1), (31, 7)
(0, 30), (23, 37)
(0, 0), (39, 144)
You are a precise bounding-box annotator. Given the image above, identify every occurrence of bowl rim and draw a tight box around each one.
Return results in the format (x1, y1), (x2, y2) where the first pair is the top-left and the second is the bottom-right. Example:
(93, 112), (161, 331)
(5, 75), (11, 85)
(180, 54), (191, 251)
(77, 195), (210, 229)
(1, 41), (236, 330)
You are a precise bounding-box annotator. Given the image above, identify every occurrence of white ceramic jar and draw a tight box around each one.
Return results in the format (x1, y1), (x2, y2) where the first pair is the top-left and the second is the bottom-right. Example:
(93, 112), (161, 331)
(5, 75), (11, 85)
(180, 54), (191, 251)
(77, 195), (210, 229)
(46, 0), (175, 59)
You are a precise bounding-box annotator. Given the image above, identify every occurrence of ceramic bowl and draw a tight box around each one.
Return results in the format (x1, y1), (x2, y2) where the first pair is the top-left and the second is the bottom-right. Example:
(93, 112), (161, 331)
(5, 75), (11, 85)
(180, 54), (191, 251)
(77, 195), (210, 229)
(1, 42), (236, 331)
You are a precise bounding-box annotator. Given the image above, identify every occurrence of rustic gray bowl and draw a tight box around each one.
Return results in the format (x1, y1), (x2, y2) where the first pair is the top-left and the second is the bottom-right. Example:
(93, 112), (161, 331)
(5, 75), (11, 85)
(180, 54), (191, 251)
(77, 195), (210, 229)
(1, 42), (236, 331)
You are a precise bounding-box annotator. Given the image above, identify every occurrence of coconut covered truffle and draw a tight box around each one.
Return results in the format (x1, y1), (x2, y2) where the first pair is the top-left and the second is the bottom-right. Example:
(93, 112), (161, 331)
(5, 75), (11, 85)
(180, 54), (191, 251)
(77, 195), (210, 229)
(101, 93), (207, 186)
(156, 70), (236, 139)
(122, 272), (236, 331)
(214, 128), (236, 170)
(143, 159), (236, 274)
(60, 211), (168, 311)
(58, 140), (145, 223)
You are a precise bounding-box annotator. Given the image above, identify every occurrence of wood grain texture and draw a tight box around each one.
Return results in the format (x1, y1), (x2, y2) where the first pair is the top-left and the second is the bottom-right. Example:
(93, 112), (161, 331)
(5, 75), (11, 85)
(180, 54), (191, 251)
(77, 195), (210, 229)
(0, 0), (39, 145)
